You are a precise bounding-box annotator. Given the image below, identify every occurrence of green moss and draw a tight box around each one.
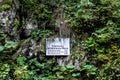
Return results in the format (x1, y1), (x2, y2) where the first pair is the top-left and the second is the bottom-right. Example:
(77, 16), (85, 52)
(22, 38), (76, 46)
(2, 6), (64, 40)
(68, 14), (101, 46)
(1, 4), (11, 10)
(0, 0), (12, 11)
(15, 19), (20, 26)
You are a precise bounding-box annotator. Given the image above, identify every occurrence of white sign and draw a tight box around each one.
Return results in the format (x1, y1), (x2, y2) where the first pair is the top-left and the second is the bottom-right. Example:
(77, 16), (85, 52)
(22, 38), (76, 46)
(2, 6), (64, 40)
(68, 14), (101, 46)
(46, 38), (70, 56)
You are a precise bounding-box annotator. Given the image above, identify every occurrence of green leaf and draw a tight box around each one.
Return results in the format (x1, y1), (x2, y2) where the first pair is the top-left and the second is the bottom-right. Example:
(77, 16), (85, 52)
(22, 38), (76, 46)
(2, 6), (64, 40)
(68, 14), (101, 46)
(17, 56), (27, 65)
(58, 75), (64, 79)
(60, 66), (67, 72)
(0, 45), (4, 51)
(72, 73), (80, 77)
(5, 41), (18, 49)
(81, 64), (97, 72)
(66, 65), (75, 69)
(96, 47), (105, 53)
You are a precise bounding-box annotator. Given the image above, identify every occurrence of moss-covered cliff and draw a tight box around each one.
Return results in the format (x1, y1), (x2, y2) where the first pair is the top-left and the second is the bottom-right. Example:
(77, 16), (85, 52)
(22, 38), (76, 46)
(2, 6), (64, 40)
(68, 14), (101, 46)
(0, 0), (120, 79)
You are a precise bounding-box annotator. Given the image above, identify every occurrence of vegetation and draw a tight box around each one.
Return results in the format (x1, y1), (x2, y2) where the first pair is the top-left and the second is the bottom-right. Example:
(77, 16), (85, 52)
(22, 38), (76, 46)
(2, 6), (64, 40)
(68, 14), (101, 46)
(0, 0), (120, 80)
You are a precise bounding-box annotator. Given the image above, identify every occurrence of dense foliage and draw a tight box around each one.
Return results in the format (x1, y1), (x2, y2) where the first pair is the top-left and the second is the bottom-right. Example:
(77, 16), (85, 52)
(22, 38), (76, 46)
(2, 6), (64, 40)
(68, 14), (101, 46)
(0, 0), (120, 79)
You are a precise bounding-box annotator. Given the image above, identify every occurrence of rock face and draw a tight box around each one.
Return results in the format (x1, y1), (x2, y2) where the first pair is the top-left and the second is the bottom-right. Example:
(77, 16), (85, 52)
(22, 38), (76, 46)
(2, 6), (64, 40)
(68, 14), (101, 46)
(0, 10), (15, 27)
(24, 21), (38, 37)
(0, 1), (86, 70)
(0, 0), (3, 2)
(0, 7), (20, 40)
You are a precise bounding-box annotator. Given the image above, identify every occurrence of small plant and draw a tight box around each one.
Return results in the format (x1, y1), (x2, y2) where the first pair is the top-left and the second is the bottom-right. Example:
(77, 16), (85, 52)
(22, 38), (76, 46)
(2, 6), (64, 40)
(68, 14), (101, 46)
(0, 63), (10, 79)
(5, 41), (18, 49)
(17, 56), (27, 66)
(1, 4), (11, 10)
(31, 29), (54, 39)
(14, 65), (34, 80)
(85, 37), (98, 48)
(80, 64), (97, 77)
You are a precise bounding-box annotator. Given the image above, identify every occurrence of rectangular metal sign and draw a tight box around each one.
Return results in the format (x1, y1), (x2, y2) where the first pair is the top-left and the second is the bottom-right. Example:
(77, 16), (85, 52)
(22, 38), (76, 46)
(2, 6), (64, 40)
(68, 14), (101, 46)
(46, 38), (70, 56)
